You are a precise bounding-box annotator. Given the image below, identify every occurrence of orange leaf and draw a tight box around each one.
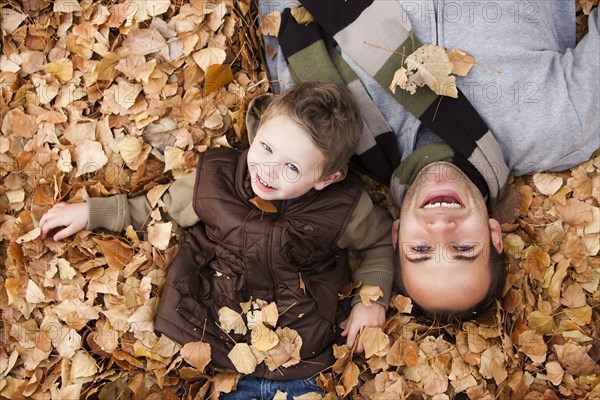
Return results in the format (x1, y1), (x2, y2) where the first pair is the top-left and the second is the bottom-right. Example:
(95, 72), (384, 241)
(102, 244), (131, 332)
(93, 238), (134, 270)
(205, 64), (233, 94)
(181, 342), (212, 372)
(249, 196), (277, 213)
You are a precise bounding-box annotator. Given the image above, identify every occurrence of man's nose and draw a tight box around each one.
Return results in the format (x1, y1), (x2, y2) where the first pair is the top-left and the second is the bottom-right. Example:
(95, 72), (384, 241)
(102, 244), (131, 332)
(426, 218), (456, 234)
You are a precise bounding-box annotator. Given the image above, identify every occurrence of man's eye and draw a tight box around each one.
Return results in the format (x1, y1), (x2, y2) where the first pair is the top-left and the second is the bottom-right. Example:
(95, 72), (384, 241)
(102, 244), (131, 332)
(262, 143), (272, 153)
(453, 244), (474, 252)
(286, 163), (299, 173)
(411, 245), (430, 253)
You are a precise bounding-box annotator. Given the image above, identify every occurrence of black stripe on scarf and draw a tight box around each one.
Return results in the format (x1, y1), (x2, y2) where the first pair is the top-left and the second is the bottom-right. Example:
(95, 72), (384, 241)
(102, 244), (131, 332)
(300, 0), (374, 36)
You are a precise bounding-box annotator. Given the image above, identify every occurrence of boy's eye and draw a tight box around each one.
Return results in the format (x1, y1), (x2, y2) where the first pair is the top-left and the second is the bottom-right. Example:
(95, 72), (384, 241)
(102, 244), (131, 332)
(285, 163), (299, 173)
(411, 244), (430, 253)
(262, 143), (272, 153)
(453, 244), (474, 252)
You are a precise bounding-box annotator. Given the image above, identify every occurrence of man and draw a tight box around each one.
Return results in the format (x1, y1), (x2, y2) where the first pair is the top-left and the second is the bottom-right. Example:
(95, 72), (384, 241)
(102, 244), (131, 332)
(258, 0), (599, 317)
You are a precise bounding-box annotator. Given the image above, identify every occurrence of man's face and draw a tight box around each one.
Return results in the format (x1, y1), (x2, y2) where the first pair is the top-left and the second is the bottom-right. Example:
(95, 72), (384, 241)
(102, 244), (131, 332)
(393, 162), (503, 312)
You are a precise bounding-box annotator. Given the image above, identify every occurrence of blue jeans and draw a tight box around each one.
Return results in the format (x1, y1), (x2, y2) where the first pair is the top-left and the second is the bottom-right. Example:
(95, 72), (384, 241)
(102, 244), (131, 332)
(219, 376), (325, 399)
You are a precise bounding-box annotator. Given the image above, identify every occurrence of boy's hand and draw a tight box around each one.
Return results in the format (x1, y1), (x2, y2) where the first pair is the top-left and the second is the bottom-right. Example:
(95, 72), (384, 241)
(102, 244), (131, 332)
(40, 202), (89, 241)
(341, 302), (386, 353)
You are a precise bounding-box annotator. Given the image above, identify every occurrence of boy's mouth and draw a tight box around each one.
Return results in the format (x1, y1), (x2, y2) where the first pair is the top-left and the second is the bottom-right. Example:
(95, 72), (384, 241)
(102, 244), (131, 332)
(256, 174), (275, 190)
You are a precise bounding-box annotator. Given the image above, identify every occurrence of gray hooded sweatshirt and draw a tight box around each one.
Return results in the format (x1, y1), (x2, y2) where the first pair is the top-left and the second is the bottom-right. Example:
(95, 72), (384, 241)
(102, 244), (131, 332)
(259, 0), (599, 175)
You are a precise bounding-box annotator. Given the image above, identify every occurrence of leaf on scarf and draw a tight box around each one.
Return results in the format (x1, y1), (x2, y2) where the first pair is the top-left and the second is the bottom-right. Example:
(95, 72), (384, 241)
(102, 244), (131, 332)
(180, 342), (211, 372)
(391, 44), (458, 98)
(228, 343), (258, 374)
(358, 284), (383, 306)
(291, 7), (315, 25)
(389, 67), (409, 94)
(249, 196), (277, 213)
(218, 307), (247, 335)
(259, 11), (281, 36)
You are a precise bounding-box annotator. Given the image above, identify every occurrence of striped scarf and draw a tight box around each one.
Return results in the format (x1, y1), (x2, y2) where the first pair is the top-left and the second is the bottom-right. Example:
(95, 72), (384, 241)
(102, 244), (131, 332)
(277, 0), (509, 208)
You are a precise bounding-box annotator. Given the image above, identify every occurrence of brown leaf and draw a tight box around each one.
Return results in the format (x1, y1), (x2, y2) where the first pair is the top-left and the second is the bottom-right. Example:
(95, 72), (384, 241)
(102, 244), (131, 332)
(265, 327), (302, 370)
(340, 361), (359, 396)
(180, 342), (211, 372)
(555, 198), (593, 227)
(251, 324), (279, 352)
(560, 282), (587, 308)
(205, 64), (233, 94)
(93, 238), (134, 270)
(527, 311), (556, 335)
(567, 166), (593, 200)
(339, 280), (361, 299)
(518, 330), (547, 363)
(553, 342), (600, 375)
(147, 221), (172, 250)
(249, 196), (277, 213)
(544, 361), (564, 386)
(74, 140), (108, 177)
(392, 294), (413, 313)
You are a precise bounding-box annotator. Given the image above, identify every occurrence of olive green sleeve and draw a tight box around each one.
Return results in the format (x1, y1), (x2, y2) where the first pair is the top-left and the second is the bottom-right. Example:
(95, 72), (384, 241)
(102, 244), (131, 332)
(86, 171), (199, 232)
(337, 191), (395, 309)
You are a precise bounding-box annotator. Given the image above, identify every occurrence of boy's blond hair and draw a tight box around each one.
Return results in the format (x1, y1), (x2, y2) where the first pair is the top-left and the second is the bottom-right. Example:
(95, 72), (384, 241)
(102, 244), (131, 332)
(259, 82), (363, 178)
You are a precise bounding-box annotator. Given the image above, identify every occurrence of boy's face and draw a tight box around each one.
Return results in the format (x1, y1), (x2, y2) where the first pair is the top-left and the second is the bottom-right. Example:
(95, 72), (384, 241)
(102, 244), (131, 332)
(247, 114), (338, 201)
(392, 162), (503, 312)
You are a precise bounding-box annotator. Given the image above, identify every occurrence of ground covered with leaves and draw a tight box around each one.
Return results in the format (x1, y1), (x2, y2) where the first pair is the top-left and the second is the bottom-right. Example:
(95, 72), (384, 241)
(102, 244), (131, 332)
(0, 1), (599, 399)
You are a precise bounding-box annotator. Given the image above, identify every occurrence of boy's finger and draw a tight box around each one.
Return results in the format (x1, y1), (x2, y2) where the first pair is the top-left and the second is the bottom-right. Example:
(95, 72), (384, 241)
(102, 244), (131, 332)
(53, 225), (77, 241)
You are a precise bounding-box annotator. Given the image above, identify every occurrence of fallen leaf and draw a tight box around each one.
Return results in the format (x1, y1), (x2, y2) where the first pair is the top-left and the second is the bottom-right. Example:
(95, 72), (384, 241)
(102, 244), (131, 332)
(553, 342), (600, 375)
(555, 198), (593, 227)
(262, 302), (279, 328)
(249, 196), (277, 213)
(70, 350), (98, 380)
(147, 221), (172, 250)
(532, 173), (563, 196)
(518, 330), (547, 364)
(193, 47), (227, 73)
(259, 11), (281, 36)
(228, 343), (257, 374)
(205, 64), (233, 94)
(218, 307), (247, 335)
(180, 342), (211, 372)
(251, 324), (279, 352)
(361, 327), (390, 358)
(544, 361), (564, 386)
(74, 140), (108, 177)
(447, 49), (475, 76)
(358, 285), (383, 306)
(290, 7), (314, 25)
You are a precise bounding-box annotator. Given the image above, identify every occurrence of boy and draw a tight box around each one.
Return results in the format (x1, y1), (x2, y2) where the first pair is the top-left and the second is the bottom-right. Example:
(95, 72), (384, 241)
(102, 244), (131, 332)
(40, 82), (394, 397)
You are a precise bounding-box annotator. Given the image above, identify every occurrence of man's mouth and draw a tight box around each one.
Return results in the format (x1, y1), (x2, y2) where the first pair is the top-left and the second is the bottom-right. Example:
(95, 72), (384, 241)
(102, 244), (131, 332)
(421, 191), (463, 209)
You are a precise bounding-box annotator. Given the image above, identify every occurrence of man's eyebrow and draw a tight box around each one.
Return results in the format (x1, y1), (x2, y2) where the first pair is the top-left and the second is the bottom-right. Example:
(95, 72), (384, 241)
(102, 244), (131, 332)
(452, 250), (483, 263)
(404, 256), (432, 263)
(404, 250), (483, 263)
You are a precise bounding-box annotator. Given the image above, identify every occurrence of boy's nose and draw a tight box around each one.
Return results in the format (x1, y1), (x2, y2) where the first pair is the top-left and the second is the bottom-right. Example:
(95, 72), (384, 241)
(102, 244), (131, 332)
(426, 218), (456, 234)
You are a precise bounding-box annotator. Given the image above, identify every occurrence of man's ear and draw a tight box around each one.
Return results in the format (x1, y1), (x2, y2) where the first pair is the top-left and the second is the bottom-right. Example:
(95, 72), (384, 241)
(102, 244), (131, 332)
(392, 219), (400, 250)
(314, 171), (342, 190)
(489, 218), (503, 253)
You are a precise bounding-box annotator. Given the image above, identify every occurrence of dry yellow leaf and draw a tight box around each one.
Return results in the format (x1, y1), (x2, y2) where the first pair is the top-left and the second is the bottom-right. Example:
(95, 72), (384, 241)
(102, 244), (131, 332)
(93, 238), (134, 270)
(479, 346), (507, 384)
(180, 341), (211, 372)
(567, 166), (593, 200)
(147, 221), (172, 250)
(526, 311), (556, 335)
(564, 305), (592, 325)
(532, 173), (563, 196)
(340, 361), (360, 396)
(43, 58), (74, 84)
(361, 327), (390, 358)
(561, 282), (587, 308)
(117, 136), (142, 168)
(392, 294), (413, 314)
(553, 342), (600, 375)
(291, 7), (315, 25)
(259, 11), (281, 36)
(16, 227), (41, 244)
(70, 350), (98, 380)
(447, 48), (475, 76)
(25, 279), (45, 304)
(164, 146), (186, 172)
(544, 361), (564, 386)
(358, 284), (383, 306)
(504, 233), (526, 258)
(228, 343), (258, 374)
(192, 47), (227, 73)
(262, 302), (279, 328)
(74, 140), (108, 177)
(265, 327), (302, 370)
(251, 324), (279, 352)
(218, 307), (247, 335)
(397, 44), (458, 98)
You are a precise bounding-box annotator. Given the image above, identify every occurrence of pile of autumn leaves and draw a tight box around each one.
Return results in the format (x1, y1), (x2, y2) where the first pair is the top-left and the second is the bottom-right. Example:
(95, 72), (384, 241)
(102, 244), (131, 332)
(0, 1), (599, 399)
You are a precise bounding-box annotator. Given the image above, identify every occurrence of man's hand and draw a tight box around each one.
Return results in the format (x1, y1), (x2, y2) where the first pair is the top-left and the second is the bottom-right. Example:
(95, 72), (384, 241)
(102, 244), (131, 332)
(341, 302), (386, 353)
(40, 202), (89, 241)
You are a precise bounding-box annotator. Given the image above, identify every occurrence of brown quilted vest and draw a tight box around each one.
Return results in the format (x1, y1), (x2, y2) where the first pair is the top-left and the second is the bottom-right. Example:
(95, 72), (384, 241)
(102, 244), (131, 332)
(154, 148), (364, 380)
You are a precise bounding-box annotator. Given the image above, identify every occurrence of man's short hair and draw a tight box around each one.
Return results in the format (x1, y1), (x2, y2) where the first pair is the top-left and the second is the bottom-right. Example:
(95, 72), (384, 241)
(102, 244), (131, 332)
(260, 82), (363, 178)
(394, 233), (506, 323)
